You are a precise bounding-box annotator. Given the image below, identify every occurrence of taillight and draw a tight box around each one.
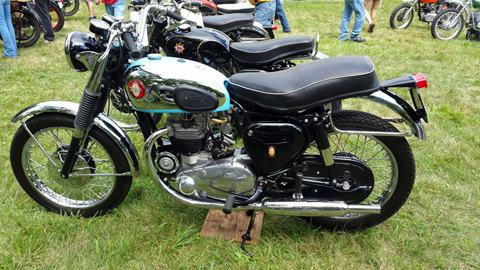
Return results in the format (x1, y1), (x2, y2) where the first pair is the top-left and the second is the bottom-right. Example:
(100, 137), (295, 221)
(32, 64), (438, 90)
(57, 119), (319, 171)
(272, 24), (277, 31)
(128, 80), (146, 99)
(413, 73), (428, 89)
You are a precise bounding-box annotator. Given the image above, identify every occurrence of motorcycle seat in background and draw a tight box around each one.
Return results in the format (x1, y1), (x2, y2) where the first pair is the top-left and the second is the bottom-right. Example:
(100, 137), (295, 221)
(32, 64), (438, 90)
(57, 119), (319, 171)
(229, 36), (314, 66)
(203, 13), (254, 33)
(227, 56), (380, 113)
(217, 3), (255, 14)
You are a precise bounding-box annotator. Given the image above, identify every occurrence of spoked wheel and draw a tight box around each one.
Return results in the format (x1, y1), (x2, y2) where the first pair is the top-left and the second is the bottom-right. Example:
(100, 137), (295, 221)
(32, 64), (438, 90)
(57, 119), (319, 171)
(61, 0), (80, 16)
(303, 111), (416, 231)
(431, 8), (464, 40)
(389, 3), (414, 29)
(11, 11), (41, 48)
(10, 114), (132, 217)
(49, 3), (65, 32)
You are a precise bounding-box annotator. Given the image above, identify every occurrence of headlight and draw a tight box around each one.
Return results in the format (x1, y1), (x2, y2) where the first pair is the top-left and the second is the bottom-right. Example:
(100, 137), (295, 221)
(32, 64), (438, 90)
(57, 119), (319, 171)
(64, 31), (100, 72)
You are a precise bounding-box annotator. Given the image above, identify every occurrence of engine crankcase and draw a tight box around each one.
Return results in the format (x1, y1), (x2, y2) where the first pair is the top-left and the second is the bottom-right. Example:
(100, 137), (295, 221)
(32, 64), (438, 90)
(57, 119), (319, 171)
(175, 149), (256, 199)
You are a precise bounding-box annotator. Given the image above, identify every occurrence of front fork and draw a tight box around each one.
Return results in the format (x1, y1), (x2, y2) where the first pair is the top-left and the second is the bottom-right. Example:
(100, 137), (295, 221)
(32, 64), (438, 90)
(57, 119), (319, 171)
(60, 51), (110, 179)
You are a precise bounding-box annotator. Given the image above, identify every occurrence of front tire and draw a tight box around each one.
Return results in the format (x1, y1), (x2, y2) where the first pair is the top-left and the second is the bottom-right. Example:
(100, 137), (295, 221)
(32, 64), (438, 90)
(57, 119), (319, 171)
(305, 111), (416, 230)
(10, 113), (132, 217)
(431, 8), (464, 40)
(50, 3), (65, 32)
(389, 4), (414, 29)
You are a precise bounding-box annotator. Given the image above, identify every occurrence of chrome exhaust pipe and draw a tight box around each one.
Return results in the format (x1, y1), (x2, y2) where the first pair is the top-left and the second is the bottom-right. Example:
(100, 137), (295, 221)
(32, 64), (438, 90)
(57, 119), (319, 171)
(145, 128), (381, 217)
(259, 199), (380, 217)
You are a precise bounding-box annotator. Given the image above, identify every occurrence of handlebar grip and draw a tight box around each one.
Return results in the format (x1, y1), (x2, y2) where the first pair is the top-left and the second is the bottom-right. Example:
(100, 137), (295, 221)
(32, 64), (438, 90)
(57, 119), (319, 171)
(121, 32), (140, 59)
(166, 10), (184, 22)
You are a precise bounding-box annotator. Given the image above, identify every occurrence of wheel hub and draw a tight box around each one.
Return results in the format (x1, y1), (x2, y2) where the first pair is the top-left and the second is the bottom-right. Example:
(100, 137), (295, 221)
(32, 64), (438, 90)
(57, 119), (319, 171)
(47, 146), (96, 188)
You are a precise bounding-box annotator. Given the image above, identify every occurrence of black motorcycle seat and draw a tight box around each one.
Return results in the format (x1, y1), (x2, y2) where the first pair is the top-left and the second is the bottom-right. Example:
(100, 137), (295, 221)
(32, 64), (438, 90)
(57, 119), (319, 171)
(227, 56), (380, 113)
(229, 36), (314, 66)
(217, 3), (255, 14)
(203, 13), (254, 33)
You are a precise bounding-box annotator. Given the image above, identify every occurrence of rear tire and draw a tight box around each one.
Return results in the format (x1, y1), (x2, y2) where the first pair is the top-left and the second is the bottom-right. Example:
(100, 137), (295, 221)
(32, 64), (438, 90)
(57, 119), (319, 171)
(10, 113), (132, 217)
(11, 10), (41, 48)
(304, 111), (416, 231)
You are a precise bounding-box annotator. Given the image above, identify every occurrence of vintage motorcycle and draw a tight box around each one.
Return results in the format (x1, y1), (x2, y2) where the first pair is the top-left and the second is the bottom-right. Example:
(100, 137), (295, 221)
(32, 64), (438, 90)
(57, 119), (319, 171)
(129, 0), (274, 41)
(389, 0), (454, 29)
(109, 3), (324, 130)
(430, 0), (480, 40)
(10, 6), (428, 254)
(4, 0), (64, 48)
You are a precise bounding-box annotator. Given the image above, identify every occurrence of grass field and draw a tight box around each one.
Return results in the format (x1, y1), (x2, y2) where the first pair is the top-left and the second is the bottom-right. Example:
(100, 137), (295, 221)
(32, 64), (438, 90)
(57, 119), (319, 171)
(1, 0), (480, 269)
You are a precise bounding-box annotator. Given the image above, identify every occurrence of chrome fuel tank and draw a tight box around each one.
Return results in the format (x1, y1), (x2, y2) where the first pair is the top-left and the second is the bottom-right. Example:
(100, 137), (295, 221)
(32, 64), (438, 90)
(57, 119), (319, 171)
(124, 55), (230, 113)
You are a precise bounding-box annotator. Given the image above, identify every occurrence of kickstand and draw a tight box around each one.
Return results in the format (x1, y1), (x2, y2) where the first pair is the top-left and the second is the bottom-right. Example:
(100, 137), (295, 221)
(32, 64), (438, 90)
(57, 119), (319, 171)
(240, 210), (257, 258)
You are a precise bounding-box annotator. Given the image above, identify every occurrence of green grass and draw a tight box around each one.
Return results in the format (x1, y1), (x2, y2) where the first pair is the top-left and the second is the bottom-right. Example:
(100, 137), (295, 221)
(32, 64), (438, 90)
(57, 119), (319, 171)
(1, 1), (480, 269)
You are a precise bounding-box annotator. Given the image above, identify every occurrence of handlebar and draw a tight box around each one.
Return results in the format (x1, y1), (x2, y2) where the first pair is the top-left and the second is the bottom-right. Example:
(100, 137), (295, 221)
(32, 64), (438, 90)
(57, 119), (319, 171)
(121, 32), (141, 58)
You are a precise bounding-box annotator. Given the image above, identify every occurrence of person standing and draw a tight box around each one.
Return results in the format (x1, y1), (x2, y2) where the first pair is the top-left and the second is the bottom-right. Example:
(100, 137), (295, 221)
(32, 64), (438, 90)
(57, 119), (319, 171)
(249, 0), (275, 27)
(0, 0), (17, 57)
(364, 0), (382, 33)
(275, 0), (291, 33)
(84, 0), (96, 22)
(35, 0), (56, 42)
(339, 0), (366, 42)
(95, 0), (126, 19)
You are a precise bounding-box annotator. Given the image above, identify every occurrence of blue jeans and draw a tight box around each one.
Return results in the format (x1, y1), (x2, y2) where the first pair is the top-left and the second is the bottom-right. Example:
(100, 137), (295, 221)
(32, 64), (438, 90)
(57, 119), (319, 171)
(339, 0), (365, 41)
(0, 0), (17, 57)
(275, 0), (290, 32)
(254, 0), (275, 26)
(105, 0), (126, 18)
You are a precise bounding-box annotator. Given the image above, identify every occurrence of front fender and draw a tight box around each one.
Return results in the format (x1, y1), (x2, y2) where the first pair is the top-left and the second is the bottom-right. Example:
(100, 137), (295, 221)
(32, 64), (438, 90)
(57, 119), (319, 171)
(358, 90), (426, 139)
(11, 101), (141, 175)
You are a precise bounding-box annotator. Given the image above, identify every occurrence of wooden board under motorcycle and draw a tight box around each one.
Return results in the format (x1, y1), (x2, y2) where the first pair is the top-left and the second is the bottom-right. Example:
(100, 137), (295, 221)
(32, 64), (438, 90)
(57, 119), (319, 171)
(9, 18), (428, 253)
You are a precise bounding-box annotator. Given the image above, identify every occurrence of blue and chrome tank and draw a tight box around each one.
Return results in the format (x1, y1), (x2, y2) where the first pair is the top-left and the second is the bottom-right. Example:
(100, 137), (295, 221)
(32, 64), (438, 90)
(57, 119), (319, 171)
(124, 55), (230, 113)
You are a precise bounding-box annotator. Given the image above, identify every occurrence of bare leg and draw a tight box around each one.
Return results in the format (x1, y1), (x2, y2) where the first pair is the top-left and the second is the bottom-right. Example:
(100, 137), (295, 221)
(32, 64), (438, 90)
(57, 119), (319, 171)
(365, 9), (373, 25)
(86, 2), (95, 17)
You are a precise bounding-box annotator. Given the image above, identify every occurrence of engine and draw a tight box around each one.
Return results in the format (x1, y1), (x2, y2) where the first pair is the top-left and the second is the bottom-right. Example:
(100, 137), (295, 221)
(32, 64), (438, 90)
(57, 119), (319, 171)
(154, 113), (256, 200)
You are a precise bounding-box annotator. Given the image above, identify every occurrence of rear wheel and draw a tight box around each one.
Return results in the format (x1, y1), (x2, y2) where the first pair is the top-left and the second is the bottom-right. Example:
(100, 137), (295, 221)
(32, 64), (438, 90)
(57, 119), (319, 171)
(11, 10), (41, 48)
(304, 111), (416, 230)
(431, 8), (464, 40)
(390, 4), (414, 29)
(10, 113), (133, 217)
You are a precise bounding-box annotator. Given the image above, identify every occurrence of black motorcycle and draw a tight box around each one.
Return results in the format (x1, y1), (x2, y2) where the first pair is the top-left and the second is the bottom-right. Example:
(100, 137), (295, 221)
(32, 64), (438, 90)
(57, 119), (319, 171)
(10, 8), (428, 255)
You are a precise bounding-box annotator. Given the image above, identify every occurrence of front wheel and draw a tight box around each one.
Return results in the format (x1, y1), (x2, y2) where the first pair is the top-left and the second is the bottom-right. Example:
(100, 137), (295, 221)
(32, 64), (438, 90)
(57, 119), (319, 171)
(10, 113), (132, 217)
(304, 111), (416, 230)
(389, 4), (414, 29)
(50, 3), (65, 32)
(431, 8), (464, 40)
(62, 0), (80, 16)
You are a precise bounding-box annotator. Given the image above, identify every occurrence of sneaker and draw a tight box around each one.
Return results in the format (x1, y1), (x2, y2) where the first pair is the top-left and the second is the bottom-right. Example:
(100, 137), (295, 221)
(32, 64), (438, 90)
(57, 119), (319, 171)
(351, 37), (366, 42)
(43, 38), (56, 43)
(283, 30), (291, 33)
(367, 23), (375, 33)
(86, 16), (96, 22)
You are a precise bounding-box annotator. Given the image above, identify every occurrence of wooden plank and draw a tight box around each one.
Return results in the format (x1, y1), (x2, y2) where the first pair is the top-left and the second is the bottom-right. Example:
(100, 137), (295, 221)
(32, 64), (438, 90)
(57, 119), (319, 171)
(200, 210), (264, 243)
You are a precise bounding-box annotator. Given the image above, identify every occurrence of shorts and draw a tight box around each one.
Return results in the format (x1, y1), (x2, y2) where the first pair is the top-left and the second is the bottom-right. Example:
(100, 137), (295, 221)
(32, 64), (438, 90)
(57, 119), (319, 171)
(364, 0), (382, 9)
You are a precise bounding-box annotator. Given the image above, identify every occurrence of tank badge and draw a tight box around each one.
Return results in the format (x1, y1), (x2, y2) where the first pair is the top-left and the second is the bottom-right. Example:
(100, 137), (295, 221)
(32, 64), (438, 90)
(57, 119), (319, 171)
(175, 42), (185, 54)
(268, 146), (276, 158)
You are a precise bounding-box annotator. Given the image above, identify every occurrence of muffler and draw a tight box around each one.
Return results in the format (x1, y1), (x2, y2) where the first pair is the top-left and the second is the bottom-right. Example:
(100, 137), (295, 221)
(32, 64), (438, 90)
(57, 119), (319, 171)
(258, 199), (381, 217)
